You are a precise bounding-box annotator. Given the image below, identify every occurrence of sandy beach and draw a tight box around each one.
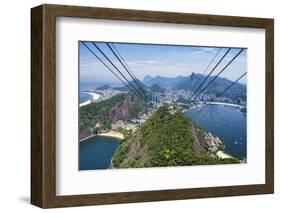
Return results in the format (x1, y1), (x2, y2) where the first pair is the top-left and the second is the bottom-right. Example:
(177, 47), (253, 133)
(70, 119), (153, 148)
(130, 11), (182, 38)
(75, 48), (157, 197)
(79, 100), (91, 107)
(98, 131), (125, 140)
(79, 131), (124, 143)
(79, 92), (101, 107)
(216, 150), (233, 159)
(79, 134), (95, 142)
(87, 92), (101, 100)
(206, 102), (242, 108)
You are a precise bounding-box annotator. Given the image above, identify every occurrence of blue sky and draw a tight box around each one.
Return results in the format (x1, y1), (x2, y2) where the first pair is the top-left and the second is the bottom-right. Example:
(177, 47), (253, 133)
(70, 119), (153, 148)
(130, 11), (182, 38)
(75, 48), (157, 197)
(79, 41), (247, 85)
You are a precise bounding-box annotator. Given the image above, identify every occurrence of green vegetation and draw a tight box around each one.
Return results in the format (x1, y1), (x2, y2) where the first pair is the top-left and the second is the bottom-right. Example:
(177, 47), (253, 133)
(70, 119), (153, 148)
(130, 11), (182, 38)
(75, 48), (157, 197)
(112, 105), (239, 168)
(79, 93), (147, 138)
(112, 131), (133, 168)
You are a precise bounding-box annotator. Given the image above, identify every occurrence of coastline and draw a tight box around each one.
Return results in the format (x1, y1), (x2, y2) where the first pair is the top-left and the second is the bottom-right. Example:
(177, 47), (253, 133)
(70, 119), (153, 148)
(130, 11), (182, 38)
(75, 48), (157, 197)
(206, 102), (242, 108)
(79, 130), (124, 142)
(79, 134), (95, 142)
(79, 100), (91, 107)
(187, 102), (243, 111)
(79, 92), (101, 107)
(216, 150), (233, 159)
(187, 104), (245, 160)
(98, 131), (124, 140)
(188, 102), (246, 115)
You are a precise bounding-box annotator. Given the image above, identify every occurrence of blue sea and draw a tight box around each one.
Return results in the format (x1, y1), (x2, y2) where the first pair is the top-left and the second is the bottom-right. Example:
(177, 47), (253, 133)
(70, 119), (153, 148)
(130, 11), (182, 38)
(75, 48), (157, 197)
(186, 104), (247, 159)
(79, 92), (92, 104)
(79, 102), (247, 170)
(80, 82), (122, 91)
(79, 136), (120, 170)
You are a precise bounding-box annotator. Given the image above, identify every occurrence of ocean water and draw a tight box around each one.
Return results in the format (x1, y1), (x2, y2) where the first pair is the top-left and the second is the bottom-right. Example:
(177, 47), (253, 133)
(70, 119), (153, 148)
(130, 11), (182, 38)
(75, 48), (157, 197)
(79, 92), (92, 103)
(79, 104), (246, 171)
(186, 104), (247, 159)
(80, 82), (122, 90)
(80, 82), (103, 90)
(79, 136), (120, 170)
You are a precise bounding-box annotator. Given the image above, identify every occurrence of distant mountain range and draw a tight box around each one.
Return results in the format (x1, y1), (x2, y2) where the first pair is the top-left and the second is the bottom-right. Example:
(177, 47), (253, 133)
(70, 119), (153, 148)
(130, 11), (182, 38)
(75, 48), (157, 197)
(149, 84), (166, 93)
(96, 84), (111, 90)
(113, 79), (152, 93)
(143, 75), (184, 88)
(107, 73), (246, 101)
(143, 73), (246, 100)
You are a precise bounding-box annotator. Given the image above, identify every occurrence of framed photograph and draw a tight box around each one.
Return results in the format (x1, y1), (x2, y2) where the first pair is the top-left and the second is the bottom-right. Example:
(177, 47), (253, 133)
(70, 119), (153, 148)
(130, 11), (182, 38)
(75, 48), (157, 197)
(31, 4), (274, 208)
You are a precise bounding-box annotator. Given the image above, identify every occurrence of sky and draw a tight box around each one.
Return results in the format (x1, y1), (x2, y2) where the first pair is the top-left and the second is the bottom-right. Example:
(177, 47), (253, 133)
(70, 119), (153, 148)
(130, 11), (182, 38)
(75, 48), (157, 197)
(79, 41), (247, 86)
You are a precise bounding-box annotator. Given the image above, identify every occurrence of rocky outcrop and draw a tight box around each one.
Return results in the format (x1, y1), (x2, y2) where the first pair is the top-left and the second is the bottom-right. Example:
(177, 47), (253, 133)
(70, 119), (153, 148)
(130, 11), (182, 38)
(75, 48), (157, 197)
(79, 93), (147, 139)
(107, 99), (134, 122)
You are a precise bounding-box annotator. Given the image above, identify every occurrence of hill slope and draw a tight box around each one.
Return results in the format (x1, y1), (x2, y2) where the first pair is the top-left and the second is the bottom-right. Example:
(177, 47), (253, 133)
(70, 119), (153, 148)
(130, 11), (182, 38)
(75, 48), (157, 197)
(79, 93), (147, 139)
(112, 105), (238, 168)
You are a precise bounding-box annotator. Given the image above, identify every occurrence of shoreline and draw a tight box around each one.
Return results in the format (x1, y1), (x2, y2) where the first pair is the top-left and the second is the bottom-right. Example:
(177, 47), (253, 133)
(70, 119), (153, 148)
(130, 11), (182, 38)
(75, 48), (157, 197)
(206, 102), (243, 108)
(216, 150), (233, 159)
(79, 134), (95, 142)
(79, 100), (91, 107)
(79, 92), (101, 107)
(79, 130), (124, 142)
(98, 131), (125, 140)
(187, 102), (246, 115)
(187, 102), (244, 110)
(187, 105), (245, 161)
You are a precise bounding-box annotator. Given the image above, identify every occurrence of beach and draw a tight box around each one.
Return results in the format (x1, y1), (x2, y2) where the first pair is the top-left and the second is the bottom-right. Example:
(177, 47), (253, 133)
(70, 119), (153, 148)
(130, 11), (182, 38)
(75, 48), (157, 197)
(216, 150), (233, 159)
(80, 131), (125, 142)
(98, 131), (125, 140)
(79, 92), (101, 107)
(79, 134), (95, 142)
(206, 102), (242, 108)
(79, 100), (91, 107)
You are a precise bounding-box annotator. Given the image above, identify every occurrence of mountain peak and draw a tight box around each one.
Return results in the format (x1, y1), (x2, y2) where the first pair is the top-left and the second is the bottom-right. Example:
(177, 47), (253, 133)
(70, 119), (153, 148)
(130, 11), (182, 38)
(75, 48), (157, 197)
(143, 75), (153, 82)
(141, 73), (245, 100)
